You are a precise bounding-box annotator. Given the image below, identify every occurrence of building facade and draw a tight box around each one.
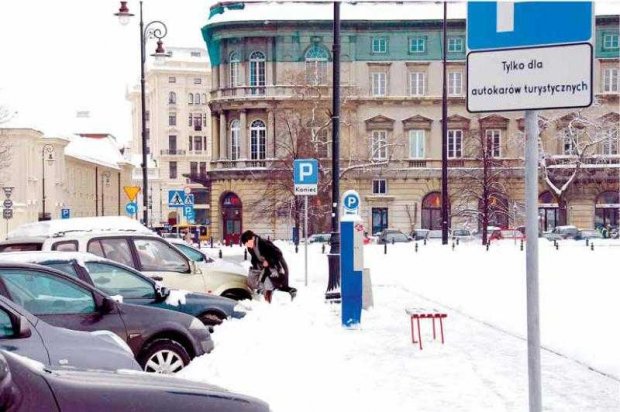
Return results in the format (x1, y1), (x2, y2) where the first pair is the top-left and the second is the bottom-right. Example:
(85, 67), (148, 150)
(201, 2), (619, 241)
(0, 128), (133, 239)
(127, 47), (212, 228)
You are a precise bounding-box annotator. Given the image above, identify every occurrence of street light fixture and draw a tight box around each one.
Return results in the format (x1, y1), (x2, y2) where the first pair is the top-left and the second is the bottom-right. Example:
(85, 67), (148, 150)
(40, 144), (55, 221)
(114, 0), (170, 227)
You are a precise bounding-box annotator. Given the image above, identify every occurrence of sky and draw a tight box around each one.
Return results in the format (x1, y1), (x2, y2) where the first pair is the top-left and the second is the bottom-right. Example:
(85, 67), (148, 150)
(177, 239), (620, 412)
(0, 1), (618, 146)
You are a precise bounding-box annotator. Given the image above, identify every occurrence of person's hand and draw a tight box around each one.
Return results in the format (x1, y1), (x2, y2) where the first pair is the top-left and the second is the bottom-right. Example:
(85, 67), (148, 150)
(263, 260), (269, 267)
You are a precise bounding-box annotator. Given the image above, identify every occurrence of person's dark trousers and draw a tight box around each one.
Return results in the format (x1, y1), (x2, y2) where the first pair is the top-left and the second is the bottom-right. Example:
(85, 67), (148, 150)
(277, 260), (297, 296)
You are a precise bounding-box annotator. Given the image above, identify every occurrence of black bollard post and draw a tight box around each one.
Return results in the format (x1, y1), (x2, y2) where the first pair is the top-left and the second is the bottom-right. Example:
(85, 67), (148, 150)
(585, 238), (589, 247)
(486, 241), (490, 251)
(415, 242), (418, 253)
(244, 249), (247, 261)
(210, 237), (214, 248)
(520, 239), (524, 251)
(452, 241), (455, 251)
(590, 242), (594, 251)
(295, 244), (298, 254)
(218, 249), (222, 259)
(391, 238), (395, 245)
(321, 243), (325, 254)
(423, 238), (427, 246)
(555, 241), (559, 250)
(384, 242), (387, 255)
(456, 238), (460, 246)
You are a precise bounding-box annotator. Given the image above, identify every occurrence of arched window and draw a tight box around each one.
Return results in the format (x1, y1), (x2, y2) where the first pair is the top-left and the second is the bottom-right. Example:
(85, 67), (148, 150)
(202, 93), (207, 104)
(595, 191), (619, 229)
(422, 192), (446, 230)
(195, 94), (201, 105)
(230, 120), (240, 161)
(221, 192), (243, 245)
(250, 119), (266, 160)
(168, 91), (176, 104)
(249, 51), (265, 95)
(305, 45), (329, 85)
(229, 51), (240, 87)
(538, 191), (566, 232)
(479, 194), (509, 229)
(188, 93), (194, 104)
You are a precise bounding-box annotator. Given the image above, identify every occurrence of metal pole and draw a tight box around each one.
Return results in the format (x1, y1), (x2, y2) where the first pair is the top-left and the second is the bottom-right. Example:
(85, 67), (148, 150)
(304, 195), (308, 287)
(326, 1), (341, 301)
(525, 109), (542, 412)
(41, 149), (46, 220)
(441, 1), (449, 245)
(139, 0), (149, 226)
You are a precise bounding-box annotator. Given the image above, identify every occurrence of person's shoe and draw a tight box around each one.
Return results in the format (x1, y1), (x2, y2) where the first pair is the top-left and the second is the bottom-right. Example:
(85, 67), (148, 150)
(289, 288), (297, 301)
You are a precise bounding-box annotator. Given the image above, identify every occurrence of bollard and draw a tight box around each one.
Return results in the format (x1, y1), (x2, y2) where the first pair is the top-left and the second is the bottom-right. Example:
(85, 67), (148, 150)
(486, 241), (490, 251)
(391, 238), (395, 245)
(384, 242), (387, 255)
(415, 242), (418, 253)
(520, 239), (524, 251)
(218, 249), (222, 259)
(590, 242), (594, 251)
(210, 237), (214, 248)
(553, 239), (557, 248)
(423, 238), (427, 246)
(244, 249), (247, 261)
(321, 243), (325, 254)
(456, 238), (460, 246)
(452, 241), (455, 251)
(555, 241), (559, 250)
(295, 244), (298, 254)
(586, 238), (589, 247)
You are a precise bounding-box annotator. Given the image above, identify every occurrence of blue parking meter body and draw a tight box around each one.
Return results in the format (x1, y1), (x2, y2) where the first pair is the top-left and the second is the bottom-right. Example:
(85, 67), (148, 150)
(340, 215), (363, 327)
(292, 227), (299, 246)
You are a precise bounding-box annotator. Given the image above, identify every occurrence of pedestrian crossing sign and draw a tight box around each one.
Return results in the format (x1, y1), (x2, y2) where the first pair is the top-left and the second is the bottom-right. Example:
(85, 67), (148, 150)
(168, 190), (185, 208)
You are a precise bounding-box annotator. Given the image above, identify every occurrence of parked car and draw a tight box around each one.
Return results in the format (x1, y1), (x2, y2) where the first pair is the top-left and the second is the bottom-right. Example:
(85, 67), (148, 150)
(0, 262), (213, 374)
(0, 252), (246, 330)
(451, 228), (475, 242)
(0, 295), (139, 371)
(0, 216), (253, 301)
(166, 238), (247, 276)
(544, 225), (580, 241)
(410, 229), (429, 241)
(499, 229), (526, 240)
(376, 229), (412, 244)
(0, 351), (270, 411)
(575, 229), (603, 240)
(307, 233), (331, 244)
(427, 230), (444, 240)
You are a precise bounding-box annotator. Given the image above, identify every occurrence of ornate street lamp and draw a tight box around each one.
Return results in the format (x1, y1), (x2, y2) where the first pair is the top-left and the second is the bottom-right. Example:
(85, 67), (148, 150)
(40, 144), (55, 221)
(115, 1), (169, 226)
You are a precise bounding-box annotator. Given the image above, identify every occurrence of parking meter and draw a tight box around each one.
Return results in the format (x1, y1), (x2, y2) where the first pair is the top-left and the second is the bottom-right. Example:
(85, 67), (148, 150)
(340, 214), (364, 327)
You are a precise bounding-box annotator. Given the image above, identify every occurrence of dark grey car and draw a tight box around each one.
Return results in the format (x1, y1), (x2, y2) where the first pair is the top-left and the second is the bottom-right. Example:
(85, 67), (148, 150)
(0, 295), (139, 371)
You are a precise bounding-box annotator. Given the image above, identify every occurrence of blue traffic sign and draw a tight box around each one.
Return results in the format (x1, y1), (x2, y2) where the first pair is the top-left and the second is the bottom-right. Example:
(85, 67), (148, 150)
(342, 190), (361, 215)
(293, 159), (319, 185)
(125, 202), (138, 216)
(467, 2), (592, 51)
(61, 208), (70, 219)
(184, 194), (194, 205)
(168, 190), (185, 208)
(183, 205), (194, 217)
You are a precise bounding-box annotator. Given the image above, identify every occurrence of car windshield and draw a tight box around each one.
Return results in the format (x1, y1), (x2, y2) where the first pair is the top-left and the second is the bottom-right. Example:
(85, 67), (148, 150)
(0, 243), (42, 252)
(452, 230), (470, 236)
(428, 230), (443, 238)
(174, 243), (206, 262)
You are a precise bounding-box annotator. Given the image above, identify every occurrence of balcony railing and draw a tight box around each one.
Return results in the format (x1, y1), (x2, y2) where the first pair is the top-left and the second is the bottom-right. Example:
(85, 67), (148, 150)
(160, 149), (186, 156)
(408, 160), (427, 168)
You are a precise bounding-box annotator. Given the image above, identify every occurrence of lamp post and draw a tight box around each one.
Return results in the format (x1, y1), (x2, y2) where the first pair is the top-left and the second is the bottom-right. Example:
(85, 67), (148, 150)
(114, 1), (169, 227)
(101, 171), (112, 216)
(40, 144), (55, 221)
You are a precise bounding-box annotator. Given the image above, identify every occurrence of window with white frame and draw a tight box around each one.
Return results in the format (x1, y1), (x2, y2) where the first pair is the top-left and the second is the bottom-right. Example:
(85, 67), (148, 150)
(603, 33), (619, 50)
(372, 179), (387, 195)
(447, 129), (463, 158)
(371, 130), (388, 160)
(485, 129), (502, 157)
(448, 71), (463, 96)
(409, 71), (425, 96)
(603, 68), (618, 93)
(168, 91), (176, 104)
(305, 45), (329, 85)
(202, 93), (207, 104)
(230, 120), (240, 160)
(447, 37), (464, 52)
(371, 71), (387, 96)
(372, 37), (387, 54)
(250, 119), (266, 160)
(168, 113), (176, 126)
(602, 129), (618, 155)
(188, 93), (194, 105)
(409, 36), (425, 53)
(229, 51), (240, 87)
(168, 76), (176, 83)
(249, 51), (266, 94)
(193, 78), (202, 84)
(408, 129), (425, 158)
(195, 94), (201, 105)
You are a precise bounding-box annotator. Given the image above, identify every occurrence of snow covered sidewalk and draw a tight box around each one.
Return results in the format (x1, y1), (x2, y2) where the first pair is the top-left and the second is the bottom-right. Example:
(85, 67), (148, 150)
(183, 242), (620, 411)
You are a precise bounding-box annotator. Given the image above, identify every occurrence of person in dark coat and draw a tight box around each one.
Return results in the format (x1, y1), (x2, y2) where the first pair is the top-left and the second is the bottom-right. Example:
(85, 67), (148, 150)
(241, 230), (297, 303)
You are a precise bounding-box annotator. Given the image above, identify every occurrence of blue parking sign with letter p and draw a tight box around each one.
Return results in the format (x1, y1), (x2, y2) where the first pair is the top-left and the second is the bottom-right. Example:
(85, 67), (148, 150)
(293, 159), (318, 184)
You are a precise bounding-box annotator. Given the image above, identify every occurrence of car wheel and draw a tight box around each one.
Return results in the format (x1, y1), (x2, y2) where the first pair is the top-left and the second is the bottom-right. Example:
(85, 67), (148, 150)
(221, 289), (251, 301)
(199, 312), (226, 332)
(139, 339), (191, 374)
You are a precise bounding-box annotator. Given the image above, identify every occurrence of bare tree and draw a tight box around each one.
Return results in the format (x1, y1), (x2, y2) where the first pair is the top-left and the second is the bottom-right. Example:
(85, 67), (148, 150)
(0, 103), (15, 183)
(451, 126), (517, 244)
(537, 108), (618, 216)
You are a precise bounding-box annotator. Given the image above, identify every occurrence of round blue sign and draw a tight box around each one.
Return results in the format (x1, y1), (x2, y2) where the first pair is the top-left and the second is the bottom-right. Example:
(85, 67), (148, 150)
(342, 190), (361, 215)
(125, 202), (138, 216)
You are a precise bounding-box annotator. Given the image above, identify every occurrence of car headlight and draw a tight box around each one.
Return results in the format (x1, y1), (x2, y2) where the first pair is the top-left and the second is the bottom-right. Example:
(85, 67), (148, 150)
(91, 330), (133, 355)
(189, 318), (208, 331)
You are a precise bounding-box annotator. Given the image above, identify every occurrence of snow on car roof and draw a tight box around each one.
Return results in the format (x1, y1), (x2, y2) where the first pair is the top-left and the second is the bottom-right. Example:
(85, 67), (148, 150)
(6, 216), (154, 239)
(0, 251), (106, 265)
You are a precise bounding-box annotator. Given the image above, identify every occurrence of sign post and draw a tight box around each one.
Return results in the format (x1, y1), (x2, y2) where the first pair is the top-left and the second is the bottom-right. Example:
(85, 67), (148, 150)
(293, 159), (319, 287)
(467, 3), (593, 411)
(2, 187), (14, 234)
(340, 189), (363, 327)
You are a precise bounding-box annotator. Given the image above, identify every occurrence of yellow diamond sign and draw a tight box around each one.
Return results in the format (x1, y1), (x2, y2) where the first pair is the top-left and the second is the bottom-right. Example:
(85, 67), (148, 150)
(123, 186), (141, 202)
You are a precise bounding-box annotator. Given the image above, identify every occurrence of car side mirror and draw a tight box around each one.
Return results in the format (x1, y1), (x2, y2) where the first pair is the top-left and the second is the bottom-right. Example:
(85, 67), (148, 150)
(99, 297), (116, 314)
(16, 316), (31, 338)
(157, 286), (170, 301)
(150, 275), (164, 282)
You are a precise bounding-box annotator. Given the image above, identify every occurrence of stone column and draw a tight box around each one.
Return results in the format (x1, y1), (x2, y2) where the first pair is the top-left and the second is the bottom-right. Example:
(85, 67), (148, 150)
(211, 113), (220, 161)
(219, 112), (227, 160)
(239, 110), (248, 159)
(267, 110), (275, 158)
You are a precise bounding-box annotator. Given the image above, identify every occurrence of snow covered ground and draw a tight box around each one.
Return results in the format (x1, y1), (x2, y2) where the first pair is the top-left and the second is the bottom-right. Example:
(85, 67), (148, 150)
(181, 240), (620, 412)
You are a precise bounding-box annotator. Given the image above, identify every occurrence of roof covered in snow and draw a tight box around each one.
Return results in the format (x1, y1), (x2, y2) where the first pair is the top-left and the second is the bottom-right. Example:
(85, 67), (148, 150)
(64, 133), (128, 170)
(7, 216), (154, 239)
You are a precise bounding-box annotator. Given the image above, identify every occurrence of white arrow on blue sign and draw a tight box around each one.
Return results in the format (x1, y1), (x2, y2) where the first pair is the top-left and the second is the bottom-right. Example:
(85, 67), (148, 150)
(125, 202), (138, 216)
(293, 159), (319, 196)
(467, 2), (593, 51)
